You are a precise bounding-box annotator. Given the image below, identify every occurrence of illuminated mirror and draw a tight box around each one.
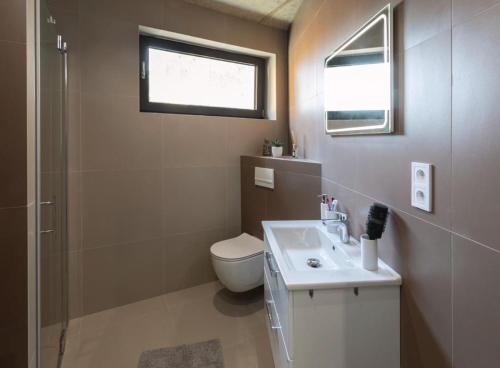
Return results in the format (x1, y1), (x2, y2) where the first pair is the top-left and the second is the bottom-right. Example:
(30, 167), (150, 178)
(324, 4), (393, 135)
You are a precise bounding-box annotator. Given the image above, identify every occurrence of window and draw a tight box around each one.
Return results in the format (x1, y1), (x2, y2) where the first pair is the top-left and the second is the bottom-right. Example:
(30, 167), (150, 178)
(140, 35), (266, 118)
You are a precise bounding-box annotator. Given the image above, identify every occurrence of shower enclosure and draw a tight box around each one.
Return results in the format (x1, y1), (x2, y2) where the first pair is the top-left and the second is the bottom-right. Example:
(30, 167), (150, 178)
(36, 0), (69, 367)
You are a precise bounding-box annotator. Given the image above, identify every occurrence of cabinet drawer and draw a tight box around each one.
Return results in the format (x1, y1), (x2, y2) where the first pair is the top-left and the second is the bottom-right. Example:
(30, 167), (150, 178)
(264, 273), (293, 367)
(264, 242), (292, 357)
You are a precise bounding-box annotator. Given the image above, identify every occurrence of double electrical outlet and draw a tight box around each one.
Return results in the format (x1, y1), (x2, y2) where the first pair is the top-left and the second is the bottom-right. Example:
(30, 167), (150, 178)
(411, 162), (432, 212)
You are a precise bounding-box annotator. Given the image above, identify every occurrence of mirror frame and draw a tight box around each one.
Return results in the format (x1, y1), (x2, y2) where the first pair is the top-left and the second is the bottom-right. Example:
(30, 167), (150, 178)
(324, 4), (393, 136)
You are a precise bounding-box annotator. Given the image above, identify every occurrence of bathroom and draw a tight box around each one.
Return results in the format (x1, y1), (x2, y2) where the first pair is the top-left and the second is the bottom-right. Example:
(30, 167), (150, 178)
(2, 0), (500, 367)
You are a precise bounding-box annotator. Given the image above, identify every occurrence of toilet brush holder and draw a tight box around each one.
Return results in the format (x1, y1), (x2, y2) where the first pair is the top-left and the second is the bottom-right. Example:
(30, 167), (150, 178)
(361, 234), (378, 271)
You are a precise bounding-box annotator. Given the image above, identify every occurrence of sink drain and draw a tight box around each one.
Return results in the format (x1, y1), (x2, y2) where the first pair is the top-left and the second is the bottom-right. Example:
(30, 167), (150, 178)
(307, 258), (321, 268)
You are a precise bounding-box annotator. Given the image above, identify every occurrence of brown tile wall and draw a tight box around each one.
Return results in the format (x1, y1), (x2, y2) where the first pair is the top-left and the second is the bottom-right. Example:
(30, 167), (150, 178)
(240, 156), (321, 239)
(0, 0), (31, 367)
(289, 0), (500, 367)
(46, 0), (289, 316)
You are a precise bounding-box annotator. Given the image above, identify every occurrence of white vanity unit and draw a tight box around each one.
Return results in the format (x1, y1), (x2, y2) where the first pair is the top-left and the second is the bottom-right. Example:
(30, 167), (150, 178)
(262, 221), (402, 368)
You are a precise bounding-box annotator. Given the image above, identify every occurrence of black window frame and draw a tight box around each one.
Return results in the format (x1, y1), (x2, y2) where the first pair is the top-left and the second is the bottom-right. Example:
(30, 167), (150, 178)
(139, 35), (266, 119)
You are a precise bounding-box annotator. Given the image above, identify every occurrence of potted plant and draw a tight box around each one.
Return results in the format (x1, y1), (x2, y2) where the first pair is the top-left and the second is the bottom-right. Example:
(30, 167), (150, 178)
(271, 138), (283, 157)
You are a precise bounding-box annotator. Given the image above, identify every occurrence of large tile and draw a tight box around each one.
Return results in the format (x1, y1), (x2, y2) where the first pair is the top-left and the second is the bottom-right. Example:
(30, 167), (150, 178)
(0, 0), (26, 42)
(47, 0), (78, 16)
(452, 6), (500, 251)
(453, 236), (500, 368)
(163, 229), (225, 293)
(356, 196), (452, 368)
(68, 172), (81, 251)
(289, 97), (323, 161)
(162, 114), (227, 168)
(452, 0), (500, 25)
(79, 0), (164, 28)
(0, 41), (27, 207)
(225, 166), (241, 230)
(0, 207), (28, 368)
(68, 251), (83, 319)
(226, 119), (275, 166)
(81, 170), (162, 248)
(267, 171), (320, 221)
(67, 93), (81, 171)
(162, 167), (226, 235)
(403, 0), (451, 50)
(356, 32), (452, 229)
(165, 286), (259, 349)
(81, 94), (162, 171)
(79, 14), (138, 96)
(82, 240), (164, 314)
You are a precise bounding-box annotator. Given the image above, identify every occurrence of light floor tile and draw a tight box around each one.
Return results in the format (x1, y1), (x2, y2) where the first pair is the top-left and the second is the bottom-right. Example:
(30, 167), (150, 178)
(62, 281), (274, 368)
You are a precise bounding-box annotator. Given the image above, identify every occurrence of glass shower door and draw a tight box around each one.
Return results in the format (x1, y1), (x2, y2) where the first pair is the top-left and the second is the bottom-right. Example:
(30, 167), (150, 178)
(37, 1), (69, 367)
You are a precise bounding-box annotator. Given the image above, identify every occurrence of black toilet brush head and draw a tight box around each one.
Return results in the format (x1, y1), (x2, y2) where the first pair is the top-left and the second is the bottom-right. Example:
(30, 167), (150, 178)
(366, 203), (389, 240)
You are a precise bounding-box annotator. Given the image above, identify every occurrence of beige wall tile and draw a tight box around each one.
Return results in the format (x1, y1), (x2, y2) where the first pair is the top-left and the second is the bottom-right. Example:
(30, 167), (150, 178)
(162, 167), (226, 235)
(68, 251), (83, 319)
(0, 207), (28, 368)
(163, 229), (225, 293)
(79, 14), (138, 96)
(225, 166), (242, 230)
(226, 119), (276, 166)
(162, 114), (228, 168)
(68, 172), (82, 251)
(453, 236), (500, 368)
(452, 0), (500, 25)
(403, 0), (451, 49)
(81, 170), (162, 248)
(452, 5), (500, 252)
(0, 41), (27, 207)
(80, 0), (164, 28)
(81, 94), (162, 171)
(0, 0), (26, 43)
(82, 240), (164, 314)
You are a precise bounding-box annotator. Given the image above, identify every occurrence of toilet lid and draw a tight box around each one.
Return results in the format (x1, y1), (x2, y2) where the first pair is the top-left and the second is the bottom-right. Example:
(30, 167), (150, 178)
(210, 233), (264, 261)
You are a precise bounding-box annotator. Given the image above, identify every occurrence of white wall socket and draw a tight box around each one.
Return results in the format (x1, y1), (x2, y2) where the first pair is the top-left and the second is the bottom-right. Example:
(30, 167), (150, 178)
(411, 162), (432, 212)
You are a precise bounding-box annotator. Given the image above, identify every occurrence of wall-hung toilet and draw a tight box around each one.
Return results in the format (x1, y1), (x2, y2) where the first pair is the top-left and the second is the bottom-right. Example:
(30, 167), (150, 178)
(210, 233), (264, 292)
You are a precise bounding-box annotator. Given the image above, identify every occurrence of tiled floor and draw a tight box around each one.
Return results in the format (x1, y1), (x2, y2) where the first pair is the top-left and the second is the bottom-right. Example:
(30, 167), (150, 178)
(62, 281), (275, 368)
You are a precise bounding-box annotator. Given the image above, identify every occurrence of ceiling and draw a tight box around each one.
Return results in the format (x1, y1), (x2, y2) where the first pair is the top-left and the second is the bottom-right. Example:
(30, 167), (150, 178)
(182, 0), (304, 30)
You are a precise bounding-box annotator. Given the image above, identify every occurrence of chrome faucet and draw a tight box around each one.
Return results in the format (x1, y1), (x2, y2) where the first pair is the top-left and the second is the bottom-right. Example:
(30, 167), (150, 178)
(322, 212), (350, 244)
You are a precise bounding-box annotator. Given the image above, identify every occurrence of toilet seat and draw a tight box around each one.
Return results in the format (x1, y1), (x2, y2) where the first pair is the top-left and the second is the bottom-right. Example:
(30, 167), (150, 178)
(210, 233), (263, 262)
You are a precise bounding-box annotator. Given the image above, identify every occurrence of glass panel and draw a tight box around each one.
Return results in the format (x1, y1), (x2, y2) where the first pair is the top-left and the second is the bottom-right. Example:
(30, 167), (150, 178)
(38, 1), (68, 367)
(148, 48), (256, 109)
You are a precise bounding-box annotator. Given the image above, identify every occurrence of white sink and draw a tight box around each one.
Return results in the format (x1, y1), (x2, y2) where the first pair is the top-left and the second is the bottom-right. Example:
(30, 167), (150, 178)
(270, 226), (354, 271)
(262, 220), (401, 290)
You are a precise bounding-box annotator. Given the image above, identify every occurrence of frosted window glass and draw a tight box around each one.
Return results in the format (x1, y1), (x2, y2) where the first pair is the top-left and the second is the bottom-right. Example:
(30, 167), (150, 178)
(148, 48), (256, 110)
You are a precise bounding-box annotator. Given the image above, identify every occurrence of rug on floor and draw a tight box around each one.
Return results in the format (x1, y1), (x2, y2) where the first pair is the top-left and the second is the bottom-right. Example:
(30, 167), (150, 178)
(137, 339), (224, 368)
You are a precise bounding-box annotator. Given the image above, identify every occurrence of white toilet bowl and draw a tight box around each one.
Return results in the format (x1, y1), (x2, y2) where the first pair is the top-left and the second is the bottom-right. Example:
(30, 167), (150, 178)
(210, 233), (264, 292)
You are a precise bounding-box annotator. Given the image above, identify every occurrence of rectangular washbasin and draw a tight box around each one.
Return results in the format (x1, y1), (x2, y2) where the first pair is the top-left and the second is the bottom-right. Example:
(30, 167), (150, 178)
(262, 220), (402, 290)
(270, 226), (354, 271)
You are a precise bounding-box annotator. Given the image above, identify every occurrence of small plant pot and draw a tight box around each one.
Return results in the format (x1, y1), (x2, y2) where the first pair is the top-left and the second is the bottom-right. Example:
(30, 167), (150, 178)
(361, 234), (378, 271)
(271, 146), (283, 157)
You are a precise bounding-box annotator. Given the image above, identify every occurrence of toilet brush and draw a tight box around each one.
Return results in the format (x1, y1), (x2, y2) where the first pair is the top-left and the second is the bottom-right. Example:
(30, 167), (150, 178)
(361, 203), (389, 271)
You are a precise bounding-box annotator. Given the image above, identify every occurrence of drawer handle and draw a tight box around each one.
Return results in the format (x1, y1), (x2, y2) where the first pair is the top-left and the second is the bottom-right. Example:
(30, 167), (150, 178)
(265, 252), (280, 277)
(265, 299), (281, 330)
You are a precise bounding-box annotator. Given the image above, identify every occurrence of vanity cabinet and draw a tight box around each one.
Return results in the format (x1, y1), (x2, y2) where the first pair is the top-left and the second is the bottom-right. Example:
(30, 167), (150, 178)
(264, 236), (400, 368)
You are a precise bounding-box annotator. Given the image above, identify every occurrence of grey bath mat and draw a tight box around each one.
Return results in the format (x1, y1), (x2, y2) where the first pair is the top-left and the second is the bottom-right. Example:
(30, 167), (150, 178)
(137, 339), (224, 368)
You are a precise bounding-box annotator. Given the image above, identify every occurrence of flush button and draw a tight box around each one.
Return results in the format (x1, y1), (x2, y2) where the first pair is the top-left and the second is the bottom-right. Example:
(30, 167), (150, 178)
(411, 162), (432, 212)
